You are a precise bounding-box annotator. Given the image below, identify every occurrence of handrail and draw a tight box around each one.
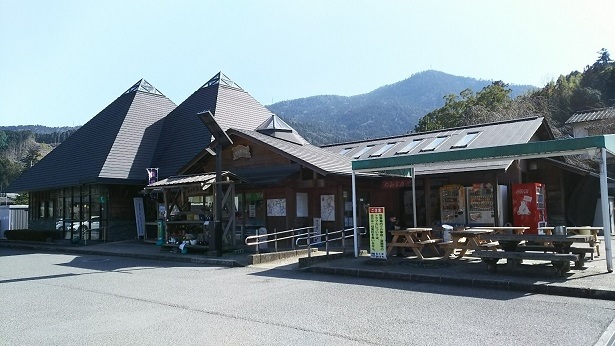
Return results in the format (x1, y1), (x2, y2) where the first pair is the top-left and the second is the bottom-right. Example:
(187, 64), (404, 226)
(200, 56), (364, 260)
(244, 225), (366, 256)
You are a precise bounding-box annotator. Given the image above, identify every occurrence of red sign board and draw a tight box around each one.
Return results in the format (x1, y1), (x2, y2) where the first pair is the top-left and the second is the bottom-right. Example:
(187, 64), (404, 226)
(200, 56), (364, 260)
(381, 180), (411, 189)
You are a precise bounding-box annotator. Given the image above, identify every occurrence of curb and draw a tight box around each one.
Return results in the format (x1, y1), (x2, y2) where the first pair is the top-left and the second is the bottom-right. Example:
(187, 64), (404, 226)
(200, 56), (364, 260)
(0, 241), (244, 268)
(303, 265), (615, 301)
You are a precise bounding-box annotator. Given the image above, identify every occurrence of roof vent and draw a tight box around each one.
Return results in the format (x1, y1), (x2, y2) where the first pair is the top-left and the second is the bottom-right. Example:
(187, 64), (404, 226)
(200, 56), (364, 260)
(201, 72), (243, 90)
(256, 114), (305, 145)
(124, 79), (164, 96)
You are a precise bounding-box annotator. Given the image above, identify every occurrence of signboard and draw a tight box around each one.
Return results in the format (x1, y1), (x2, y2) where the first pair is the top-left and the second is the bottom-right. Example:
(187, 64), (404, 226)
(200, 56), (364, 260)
(368, 206), (387, 259)
(133, 198), (145, 238)
(381, 180), (411, 189)
(312, 217), (322, 244)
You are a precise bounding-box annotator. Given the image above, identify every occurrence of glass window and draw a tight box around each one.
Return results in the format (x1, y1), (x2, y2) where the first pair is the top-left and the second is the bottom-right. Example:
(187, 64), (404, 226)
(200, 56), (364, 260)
(420, 136), (448, 152)
(370, 143), (397, 157)
(451, 132), (480, 149)
(396, 139), (423, 155)
(352, 145), (374, 159)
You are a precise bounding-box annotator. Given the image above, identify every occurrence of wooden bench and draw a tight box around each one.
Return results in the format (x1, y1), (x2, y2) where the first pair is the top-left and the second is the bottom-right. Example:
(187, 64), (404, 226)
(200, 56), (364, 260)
(472, 250), (580, 277)
(513, 245), (594, 268)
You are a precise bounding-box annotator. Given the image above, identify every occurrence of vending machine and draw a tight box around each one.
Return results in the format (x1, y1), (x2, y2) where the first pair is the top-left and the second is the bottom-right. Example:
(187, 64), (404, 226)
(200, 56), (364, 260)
(465, 183), (508, 226)
(512, 182), (547, 234)
(439, 184), (466, 225)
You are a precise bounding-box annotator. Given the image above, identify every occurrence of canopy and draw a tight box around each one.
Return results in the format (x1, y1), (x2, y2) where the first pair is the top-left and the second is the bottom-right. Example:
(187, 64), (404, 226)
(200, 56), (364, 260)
(351, 134), (615, 272)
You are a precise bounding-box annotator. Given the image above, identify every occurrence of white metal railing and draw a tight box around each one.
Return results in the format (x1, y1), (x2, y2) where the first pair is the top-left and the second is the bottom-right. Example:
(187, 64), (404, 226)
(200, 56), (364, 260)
(244, 225), (366, 256)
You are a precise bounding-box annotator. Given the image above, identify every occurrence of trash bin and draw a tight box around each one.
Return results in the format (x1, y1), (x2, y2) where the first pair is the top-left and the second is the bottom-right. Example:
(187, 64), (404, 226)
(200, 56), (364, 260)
(554, 225), (566, 235)
(442, 224), (453, 242)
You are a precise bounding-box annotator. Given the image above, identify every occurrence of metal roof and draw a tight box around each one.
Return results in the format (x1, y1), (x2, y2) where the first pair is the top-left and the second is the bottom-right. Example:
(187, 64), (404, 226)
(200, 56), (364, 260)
(352, 134), (615, 172)
(151, 72), (272, 178)
(145, 171), (241, 189)
(324, 117), (547, 175)
(229, 128), (354, 176)
(566, 107), (615, 124)
(7, 81), (177, 192)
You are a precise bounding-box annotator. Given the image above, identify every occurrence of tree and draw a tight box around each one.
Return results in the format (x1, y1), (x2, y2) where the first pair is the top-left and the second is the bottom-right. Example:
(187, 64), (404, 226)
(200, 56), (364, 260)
(20, 144), (42, 169)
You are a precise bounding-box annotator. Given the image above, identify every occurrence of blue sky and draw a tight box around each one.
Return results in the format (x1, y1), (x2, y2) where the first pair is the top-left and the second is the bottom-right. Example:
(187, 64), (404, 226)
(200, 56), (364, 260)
(1, 0), (613, 127)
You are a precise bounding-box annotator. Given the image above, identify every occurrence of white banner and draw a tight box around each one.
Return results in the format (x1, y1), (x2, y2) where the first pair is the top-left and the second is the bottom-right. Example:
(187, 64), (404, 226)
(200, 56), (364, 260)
(133, 198), (145, 238)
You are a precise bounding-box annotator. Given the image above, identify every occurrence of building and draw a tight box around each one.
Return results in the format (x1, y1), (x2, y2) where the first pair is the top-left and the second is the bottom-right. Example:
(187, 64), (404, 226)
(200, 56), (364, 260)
(566, 107), (615, 138)
(8, 73), (605, 248)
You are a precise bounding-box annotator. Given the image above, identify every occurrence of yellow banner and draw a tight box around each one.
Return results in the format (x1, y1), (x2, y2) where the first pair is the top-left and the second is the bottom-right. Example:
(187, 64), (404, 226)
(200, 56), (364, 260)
(368, 207), (387, 259)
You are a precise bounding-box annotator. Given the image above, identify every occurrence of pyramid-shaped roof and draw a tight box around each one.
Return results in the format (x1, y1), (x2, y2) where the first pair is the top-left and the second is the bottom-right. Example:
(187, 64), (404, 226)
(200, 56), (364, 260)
(256, 113), (306, 145)
(151, 72), (273, 178)
(8, 80), (177, 192)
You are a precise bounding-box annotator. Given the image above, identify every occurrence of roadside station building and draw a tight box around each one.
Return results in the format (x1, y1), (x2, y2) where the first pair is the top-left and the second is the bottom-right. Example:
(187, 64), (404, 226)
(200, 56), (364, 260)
(7, 73), (608, 250)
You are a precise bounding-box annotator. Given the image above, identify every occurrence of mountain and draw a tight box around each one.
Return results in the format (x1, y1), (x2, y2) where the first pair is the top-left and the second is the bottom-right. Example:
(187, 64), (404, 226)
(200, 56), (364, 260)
(266, 70), (536, 145)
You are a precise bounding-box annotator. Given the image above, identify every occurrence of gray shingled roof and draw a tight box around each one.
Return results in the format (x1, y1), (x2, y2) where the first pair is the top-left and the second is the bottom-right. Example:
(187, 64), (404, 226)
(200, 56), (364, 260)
(566, 107), (615, 124)
(8, 80), (177, 192)
(229, 128), (353, 176)
(322, 117), (550, 175)
(151, 72), (273, 178)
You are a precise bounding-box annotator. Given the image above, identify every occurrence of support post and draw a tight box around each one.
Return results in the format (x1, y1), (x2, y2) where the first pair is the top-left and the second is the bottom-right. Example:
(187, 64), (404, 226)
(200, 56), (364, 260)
(600, 148), (613, 272)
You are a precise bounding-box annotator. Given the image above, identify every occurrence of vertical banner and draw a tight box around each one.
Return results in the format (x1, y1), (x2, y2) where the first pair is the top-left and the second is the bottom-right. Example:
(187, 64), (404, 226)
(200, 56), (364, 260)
(133, 198), (145, 238)
(146, 168), (158, 185)
(312, 217), (322, 244)
(368, 207), (387, 259)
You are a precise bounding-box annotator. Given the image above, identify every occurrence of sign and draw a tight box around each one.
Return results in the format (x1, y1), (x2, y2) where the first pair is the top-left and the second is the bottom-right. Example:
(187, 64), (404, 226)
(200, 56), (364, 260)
(232, 145), (251, 160)
(368, 206), (387, 259)
(312, 217), (322, 244)
(381, 180), (411, 189)
(133, 198), (145, 238)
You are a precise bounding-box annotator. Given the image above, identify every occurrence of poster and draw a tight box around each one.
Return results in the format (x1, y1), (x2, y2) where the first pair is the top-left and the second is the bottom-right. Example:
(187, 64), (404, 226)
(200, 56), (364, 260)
(296, 193), (308, 217)
(133, 197), (145, 238)
(368, 206), (387, 259)
(320, 195), (335, 221)
(267, 198), (286, 216)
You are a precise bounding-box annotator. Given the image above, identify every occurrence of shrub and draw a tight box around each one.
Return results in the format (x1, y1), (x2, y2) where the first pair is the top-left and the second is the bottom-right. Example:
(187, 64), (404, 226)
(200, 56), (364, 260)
(4, 229), (62, 242)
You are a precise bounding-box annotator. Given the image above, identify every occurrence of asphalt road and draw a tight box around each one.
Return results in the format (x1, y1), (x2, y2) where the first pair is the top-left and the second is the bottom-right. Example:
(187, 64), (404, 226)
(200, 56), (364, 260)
(2, 248), (615, 346)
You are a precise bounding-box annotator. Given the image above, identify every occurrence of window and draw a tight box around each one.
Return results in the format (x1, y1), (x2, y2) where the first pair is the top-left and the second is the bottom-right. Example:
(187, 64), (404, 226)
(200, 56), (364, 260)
(451, 132), (480, 148)
(370, 143), (397, 157)
(420, 136), (448, 152)
(396, 139), (423, 155)
(352, 145), (374, 159)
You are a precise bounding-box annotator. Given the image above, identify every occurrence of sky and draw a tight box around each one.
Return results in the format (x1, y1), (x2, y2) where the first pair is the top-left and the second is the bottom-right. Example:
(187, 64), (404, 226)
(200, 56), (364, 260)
(1, 0), (614, 127)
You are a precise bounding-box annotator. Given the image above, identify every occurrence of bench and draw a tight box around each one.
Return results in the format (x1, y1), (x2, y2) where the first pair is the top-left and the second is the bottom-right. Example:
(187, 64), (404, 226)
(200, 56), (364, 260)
(473, 250), (580, 276)
(510, 245), (594, 268)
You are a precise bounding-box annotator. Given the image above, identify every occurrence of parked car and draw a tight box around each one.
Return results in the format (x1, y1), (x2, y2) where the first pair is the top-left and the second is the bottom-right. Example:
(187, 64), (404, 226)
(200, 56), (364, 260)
(56, 218), (74, 230)
(58, 216), (100, 240)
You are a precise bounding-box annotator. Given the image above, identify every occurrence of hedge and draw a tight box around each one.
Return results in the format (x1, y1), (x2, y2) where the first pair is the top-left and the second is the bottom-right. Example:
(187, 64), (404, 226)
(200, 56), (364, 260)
(4, 229), (63, 242)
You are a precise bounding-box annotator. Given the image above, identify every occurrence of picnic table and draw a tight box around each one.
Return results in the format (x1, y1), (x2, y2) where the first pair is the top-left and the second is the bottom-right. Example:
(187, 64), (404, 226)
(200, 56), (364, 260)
(473, 233), (594, 276)
(539, 226), (602, 258)
(386, 228), (441, 259)
(468, 226), (529, 235)
(439, 229), (496, 260)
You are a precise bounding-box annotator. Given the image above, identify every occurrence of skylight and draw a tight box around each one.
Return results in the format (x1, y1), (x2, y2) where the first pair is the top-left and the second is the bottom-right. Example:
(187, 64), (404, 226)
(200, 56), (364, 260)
(396, 139), (423, 155)
(339, 148), (353, 156)
(451, 132), (481, 149)
(352, 145), (374, 159)
(370, 143), (397, 157)
(420, 136), (448, 152)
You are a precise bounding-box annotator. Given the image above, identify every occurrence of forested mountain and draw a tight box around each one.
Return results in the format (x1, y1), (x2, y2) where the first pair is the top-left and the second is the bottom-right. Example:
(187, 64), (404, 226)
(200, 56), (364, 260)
(267, 70), (535, 145)
(0, 126), (78, 191)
